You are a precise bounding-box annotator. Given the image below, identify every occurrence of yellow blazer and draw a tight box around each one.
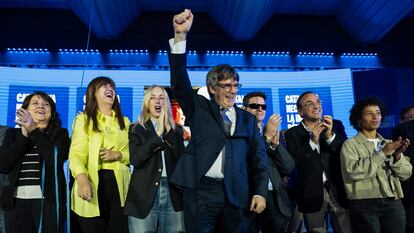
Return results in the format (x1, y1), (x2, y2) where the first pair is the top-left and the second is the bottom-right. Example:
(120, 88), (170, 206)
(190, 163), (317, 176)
(69, 111), (130, 217)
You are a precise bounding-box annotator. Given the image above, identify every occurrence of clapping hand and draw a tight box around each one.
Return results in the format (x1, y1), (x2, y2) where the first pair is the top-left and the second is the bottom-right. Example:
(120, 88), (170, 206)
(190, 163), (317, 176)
(322, 115), (334, 139)
(15, 108), (37, 137)
(384, 137), (410, 162)
(264, 114), (282, 146)
(310, 121), (325, 144)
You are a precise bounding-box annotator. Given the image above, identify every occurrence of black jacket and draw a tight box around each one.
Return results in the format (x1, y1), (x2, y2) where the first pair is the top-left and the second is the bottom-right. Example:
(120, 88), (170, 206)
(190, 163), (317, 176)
(124, 121), (184, 218)
(285, 121), (347, 213)
(393, 120), (414, 206)
(0, 127), (69, 209)
(264, 135), (295, 217)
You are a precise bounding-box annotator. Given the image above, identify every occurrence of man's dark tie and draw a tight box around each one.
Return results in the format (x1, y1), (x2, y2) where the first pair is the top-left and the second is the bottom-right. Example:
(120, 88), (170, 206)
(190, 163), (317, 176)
(259, 125), (263, 136)
(221, 108), (232, 135)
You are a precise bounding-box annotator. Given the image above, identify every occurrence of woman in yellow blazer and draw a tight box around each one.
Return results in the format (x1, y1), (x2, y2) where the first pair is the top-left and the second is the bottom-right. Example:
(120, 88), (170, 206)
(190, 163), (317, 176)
(69, 76), (130, 233)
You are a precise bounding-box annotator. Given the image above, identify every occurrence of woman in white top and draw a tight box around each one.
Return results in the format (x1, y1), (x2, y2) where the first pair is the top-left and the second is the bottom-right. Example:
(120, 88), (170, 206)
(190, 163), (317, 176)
(340, 97), (412, 233)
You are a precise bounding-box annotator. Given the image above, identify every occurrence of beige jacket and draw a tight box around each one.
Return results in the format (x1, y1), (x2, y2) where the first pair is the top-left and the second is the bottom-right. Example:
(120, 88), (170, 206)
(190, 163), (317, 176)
(340, 132), (412, 200)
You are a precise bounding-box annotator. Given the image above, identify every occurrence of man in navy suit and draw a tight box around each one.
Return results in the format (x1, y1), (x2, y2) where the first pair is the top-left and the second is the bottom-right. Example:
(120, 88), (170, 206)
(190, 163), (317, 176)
(169, 9), (268, 233)
(284, 91), (351, 233)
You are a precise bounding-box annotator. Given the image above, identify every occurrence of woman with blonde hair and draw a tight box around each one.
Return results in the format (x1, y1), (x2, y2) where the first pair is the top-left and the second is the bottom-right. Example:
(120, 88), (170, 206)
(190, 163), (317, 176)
(69, 76), (130, 233)
(125, 85), (185, 233)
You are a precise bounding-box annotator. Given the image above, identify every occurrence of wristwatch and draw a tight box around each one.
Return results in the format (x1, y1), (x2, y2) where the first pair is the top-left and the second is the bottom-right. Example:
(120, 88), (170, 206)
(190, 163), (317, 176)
(269, 143), (277, 151)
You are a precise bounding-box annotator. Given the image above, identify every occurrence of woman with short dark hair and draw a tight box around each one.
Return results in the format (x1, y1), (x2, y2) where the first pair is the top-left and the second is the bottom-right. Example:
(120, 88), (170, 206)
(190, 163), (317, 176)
(341, 97), (412, 233)
(0, 91), (69, 233)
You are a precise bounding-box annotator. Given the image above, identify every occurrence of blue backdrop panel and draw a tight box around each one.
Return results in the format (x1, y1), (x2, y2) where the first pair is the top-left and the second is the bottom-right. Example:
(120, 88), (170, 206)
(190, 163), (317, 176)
(7, 85), (69, 128)
(0, 67), (355, 136)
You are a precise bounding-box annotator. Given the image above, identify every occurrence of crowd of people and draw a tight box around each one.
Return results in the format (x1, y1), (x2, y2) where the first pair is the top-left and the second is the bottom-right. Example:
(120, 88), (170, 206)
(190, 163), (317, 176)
(0, 9), (413, 233)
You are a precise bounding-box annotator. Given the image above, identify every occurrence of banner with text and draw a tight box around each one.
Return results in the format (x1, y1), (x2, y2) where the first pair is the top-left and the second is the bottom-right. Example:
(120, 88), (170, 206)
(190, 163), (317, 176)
(7, 85), (69, 128)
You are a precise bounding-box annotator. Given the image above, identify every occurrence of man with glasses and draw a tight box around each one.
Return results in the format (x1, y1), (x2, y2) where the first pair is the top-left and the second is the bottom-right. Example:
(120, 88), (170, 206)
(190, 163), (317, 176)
(243, 92), (294, 233)
(168, 9), (268, 233)
(284, 91), (351, 233)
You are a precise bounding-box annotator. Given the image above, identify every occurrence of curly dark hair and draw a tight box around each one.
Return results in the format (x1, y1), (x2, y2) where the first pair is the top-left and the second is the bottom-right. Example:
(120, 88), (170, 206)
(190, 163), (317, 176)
(349, 97), (387, 131)
(21, 91), (62, 129)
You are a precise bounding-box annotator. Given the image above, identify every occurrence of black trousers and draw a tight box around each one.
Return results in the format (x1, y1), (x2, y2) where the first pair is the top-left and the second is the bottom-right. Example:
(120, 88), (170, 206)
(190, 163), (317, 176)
(249, 190), (290, 233)
(349, 198), (405, 233)
(183, 176), (252, 233)
(77, 170), (129, 233)
(404, 204), (414, 233)
(4, 198), (64, 233)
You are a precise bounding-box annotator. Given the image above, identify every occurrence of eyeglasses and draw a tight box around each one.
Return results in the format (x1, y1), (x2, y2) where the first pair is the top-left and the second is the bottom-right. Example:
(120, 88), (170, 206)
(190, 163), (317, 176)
(302, 100), (322, 108)
(246, 103), (267, 110)
(216, 83), (242, 91)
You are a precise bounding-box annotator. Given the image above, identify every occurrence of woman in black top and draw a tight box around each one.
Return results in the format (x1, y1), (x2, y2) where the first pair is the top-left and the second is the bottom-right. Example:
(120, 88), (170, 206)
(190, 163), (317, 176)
(124, 85), (185, 233)
(0, 91), (69, 233)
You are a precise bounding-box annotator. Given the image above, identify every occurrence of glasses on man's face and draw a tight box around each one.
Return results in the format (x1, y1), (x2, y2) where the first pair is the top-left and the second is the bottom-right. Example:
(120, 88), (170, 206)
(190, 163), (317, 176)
(302, 100), (322, 108)
(246, 103), (267, 110)
(216, 83), (242, 92)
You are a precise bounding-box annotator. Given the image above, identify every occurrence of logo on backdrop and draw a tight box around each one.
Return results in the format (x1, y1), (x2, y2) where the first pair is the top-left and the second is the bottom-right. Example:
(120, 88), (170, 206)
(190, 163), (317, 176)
(7, 85), (69, 129)
(236, 88), (273, 125)
(278, 87), (333, 129)
(76, 87), (133, 121)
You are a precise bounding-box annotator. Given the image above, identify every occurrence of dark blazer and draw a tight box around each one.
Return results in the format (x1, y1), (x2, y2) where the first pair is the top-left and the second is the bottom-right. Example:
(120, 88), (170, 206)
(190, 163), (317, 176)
(264, 137), (295, 217)
(284, 121), (347, 213)
(392, 119), (414, 206)
(124, 121), (184, 219)
(169, 53), (268, 208)
(0, 127), (69, 210)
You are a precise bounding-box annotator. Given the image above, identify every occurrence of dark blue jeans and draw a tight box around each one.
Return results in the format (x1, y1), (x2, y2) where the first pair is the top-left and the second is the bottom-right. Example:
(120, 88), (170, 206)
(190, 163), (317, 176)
(349, 198), (405, 233)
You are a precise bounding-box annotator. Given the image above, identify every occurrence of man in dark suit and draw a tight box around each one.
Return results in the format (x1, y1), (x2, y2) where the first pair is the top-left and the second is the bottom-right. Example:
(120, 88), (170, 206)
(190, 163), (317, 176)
(169, 9), (268, 233)
(284, 91), (351, 233)
(243, 92), (295, 233)
(392, 114), (414, 233)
